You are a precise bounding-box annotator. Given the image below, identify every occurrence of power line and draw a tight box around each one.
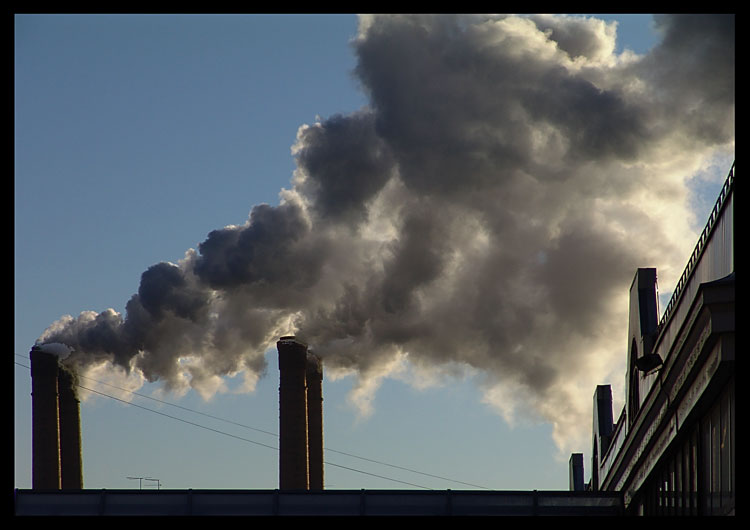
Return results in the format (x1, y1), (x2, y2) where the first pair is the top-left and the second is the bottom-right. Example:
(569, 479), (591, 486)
(90, 369), (491, 488)
(15, 356), (492, 490)
(322, 446), (490, 490)
(70, 368), (490, 489)
(78, 383), (281, 452)
(62, 377), (431, 489)
(79, 367), (278, 438)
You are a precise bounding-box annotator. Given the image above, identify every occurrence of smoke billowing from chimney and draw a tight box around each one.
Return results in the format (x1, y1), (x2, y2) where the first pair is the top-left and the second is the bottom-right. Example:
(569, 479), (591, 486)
(36, 15), (734, 453)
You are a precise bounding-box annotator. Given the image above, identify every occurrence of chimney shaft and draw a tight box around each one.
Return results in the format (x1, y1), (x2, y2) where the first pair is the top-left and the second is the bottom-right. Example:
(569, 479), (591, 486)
(58, 367), (84, 489)
(306, 353), (324, 490)
(569, 453), (585, 491)
(277, 337), (310, 490)
(30, 349), (61, 490)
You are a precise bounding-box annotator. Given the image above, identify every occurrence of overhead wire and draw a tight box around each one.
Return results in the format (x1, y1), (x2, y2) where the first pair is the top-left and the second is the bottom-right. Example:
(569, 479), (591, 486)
(15, 355), (492, 490)
(77, 381), (431, 490)
(71, 368), (491, 488)
(15, 358), (432, 489)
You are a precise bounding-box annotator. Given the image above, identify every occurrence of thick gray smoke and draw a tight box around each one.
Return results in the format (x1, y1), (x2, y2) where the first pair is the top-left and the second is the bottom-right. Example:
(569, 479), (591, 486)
(38, 14), (734, 453)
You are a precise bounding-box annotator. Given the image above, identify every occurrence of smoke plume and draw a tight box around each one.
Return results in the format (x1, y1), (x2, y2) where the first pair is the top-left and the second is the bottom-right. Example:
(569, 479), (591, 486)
(37, 14), (734, 453)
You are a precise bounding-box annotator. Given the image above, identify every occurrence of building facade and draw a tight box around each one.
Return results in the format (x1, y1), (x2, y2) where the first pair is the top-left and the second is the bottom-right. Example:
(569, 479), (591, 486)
(575, 163), (735, 515)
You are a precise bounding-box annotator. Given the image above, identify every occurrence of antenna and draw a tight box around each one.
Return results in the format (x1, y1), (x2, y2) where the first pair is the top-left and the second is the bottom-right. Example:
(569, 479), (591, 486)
(127, 476), (162, 490)
(126, 476), (146, 489)
(145, 477), (162, 490)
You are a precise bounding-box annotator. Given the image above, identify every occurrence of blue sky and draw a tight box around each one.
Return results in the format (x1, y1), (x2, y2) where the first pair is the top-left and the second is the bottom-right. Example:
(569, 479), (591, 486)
(15, 14), (733, 491)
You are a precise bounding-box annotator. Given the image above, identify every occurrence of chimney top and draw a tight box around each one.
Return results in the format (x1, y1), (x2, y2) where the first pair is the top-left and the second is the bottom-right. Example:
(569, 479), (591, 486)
(278, 336), (307, 348)
(32, 343), (72, 360)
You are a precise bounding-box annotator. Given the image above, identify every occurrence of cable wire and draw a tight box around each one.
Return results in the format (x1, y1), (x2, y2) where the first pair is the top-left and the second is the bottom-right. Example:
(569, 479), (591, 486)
(74, 370), (490, 488)
(15, 356), (491, 490)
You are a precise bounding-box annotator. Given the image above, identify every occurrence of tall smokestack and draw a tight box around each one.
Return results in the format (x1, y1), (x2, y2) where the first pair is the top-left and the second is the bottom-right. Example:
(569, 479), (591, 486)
(306, 352), (324, 490)
(277, 336), (309, 490)
(58, 366), (84, 489)
(30, 347), (61, 489)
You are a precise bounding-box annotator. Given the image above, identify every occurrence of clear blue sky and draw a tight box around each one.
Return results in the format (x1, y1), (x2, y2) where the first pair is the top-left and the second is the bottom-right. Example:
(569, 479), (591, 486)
(15, 14), (733, 491)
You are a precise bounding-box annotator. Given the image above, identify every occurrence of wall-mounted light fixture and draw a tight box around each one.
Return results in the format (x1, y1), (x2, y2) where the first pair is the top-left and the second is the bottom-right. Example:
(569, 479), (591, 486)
(635, 353), (663, 373)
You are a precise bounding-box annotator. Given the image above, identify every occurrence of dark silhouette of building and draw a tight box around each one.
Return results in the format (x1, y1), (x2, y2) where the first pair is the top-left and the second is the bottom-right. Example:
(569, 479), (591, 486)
(14, 488), (624, 516)
(572, 163), (735, 515)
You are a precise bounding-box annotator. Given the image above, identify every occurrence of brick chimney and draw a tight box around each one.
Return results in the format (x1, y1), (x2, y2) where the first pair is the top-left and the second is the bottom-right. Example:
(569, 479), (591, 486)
(30, 348), (61, 489)
(58, 366), (83, 489)
(30, 346), (84, 490)
(306, 352), (324, 490)
(277, 337), (325, 491)
(277, 337), (310, 490)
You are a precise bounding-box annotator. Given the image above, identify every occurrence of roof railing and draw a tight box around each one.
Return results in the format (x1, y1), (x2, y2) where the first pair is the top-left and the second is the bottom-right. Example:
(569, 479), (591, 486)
(656, 161), (735, 334)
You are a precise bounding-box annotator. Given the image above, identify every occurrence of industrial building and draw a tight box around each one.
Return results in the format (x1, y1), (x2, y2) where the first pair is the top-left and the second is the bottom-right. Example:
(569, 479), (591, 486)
(15, 164), (734, 516)
(570, 163), (735, 515)
(16, 335), (624, 516)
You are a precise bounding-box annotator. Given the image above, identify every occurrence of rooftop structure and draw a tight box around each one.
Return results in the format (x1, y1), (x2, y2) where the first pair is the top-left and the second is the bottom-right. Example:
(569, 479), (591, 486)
(573, 162), (735, 516)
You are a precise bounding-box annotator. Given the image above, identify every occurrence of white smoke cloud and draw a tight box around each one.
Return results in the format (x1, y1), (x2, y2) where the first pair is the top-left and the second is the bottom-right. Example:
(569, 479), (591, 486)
(74, 359), (148, 404)
(37, 14), (734, 455)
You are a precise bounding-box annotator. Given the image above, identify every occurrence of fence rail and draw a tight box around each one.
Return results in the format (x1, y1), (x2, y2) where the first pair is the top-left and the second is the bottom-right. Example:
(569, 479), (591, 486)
(656, 162), (735, 334)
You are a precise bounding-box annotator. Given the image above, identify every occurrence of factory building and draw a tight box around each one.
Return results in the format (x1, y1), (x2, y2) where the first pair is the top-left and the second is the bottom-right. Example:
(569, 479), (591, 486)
(16, 164), (734, 516)
(18, 334), (624, 515)
(572, 163), (735, 515)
